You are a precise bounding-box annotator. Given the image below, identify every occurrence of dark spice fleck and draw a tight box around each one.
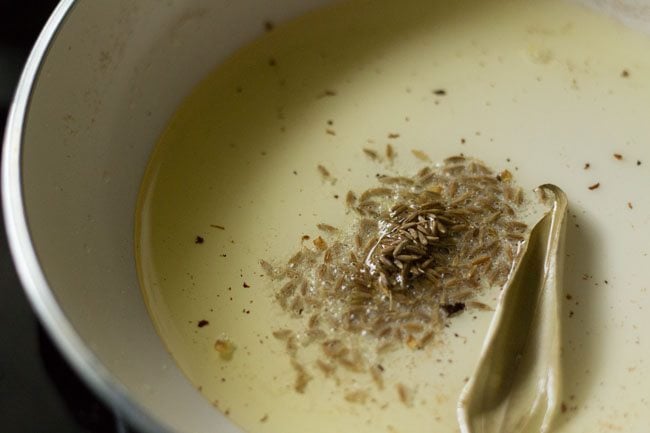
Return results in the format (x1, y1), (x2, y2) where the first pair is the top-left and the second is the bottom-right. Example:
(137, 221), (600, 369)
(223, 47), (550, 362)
(195, 236), (204, 244)
(198, 320), (209, 328)
(264, 21), (274, 32)
(584, 162), (590, 169)
(621, 69), (630, 78)
(561, 402), (568, 413)
(327, 120), (334, 125)
(210, 224), (225, 230)
(363, 148), (380, 160)
(388, 133), (400, 139)
(628, 202), (633, 209)
(243, 282), (250, 288)
(588, 182), (600, 190)
(613, 153), (623, 160)
(433, 89), (447, 96)
(293, 170), (298, 175)
(461, 138), (466, 144)
(637, 160), (642, 166)
(319, 89), (337, 97)
(441, 302), (466, 317)
(565, 294), (572, 300)
(268, 57), (277, 67)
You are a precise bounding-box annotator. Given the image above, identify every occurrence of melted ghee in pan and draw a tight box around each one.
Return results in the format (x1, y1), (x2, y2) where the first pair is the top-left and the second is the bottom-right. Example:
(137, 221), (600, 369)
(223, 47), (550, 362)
(136, 0), (650, 431)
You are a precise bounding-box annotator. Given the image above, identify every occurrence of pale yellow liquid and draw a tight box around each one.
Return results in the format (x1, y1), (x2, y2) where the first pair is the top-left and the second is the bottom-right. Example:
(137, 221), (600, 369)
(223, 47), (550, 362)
(136, 0), (650, 432)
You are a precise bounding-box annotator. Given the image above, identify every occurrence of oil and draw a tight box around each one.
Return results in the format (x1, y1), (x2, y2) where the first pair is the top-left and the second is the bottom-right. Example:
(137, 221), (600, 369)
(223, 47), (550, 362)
(136, 0), (650, 432)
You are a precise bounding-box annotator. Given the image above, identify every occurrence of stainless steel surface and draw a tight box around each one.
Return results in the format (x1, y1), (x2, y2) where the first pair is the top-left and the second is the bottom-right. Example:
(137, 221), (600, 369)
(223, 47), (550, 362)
(2, 1), (333, 431)
(2, 2), (168, 433)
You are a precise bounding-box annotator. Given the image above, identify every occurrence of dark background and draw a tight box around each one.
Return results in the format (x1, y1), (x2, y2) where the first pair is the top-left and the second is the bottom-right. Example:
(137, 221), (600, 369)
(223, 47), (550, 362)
(1, 2), (135, 432)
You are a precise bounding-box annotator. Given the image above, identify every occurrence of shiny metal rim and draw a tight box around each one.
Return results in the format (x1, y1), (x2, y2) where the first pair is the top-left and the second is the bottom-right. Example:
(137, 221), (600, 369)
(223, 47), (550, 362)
(1, 2), (171, 432)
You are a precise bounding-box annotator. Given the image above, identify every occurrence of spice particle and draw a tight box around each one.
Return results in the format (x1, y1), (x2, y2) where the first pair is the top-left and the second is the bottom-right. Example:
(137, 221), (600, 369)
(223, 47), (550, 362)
(214, 339), (235, 360)
(441, 302), (466, 317)
(411, 149), (430, 161)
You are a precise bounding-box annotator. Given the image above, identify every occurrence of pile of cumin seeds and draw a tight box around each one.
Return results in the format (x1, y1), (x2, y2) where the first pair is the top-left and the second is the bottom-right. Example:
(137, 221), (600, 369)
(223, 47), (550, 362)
(262, 155), (530, 394)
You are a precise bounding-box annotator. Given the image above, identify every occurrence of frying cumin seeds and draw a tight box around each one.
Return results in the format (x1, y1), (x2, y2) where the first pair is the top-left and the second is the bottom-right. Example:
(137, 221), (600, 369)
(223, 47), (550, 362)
(265, 155), (532, 399)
